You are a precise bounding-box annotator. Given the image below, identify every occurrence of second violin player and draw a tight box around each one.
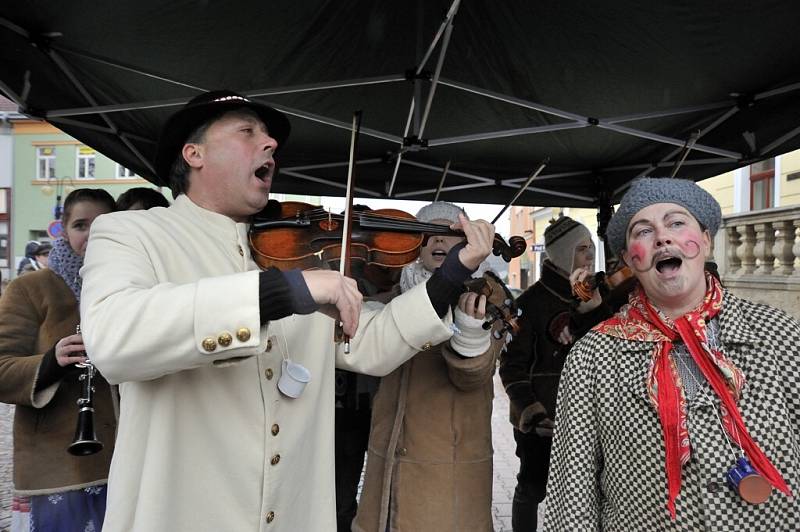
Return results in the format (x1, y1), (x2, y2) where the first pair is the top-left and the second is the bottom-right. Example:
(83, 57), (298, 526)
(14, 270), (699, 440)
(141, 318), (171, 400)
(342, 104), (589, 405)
(354, 201), (511, 532)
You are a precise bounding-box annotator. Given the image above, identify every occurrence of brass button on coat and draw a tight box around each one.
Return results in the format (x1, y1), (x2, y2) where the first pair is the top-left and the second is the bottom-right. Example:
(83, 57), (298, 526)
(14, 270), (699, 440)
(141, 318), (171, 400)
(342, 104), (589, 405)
(421, 342), (433, 351)
(271, 424), (280, 436)
(202, 337), (217, 352)
(398, 447), (408, 456)
(270, 454), (281, 465)
(266, 338), (273, 351)
(218, 332), (232, 347)
(265, 511), (275, 523)
(236, 327), (251, 342)
(265, 368), (274, 380)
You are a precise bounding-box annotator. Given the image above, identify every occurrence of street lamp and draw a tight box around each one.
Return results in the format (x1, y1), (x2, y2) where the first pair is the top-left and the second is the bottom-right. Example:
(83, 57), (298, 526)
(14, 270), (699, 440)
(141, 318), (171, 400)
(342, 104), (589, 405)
(40, 176), (75, 220)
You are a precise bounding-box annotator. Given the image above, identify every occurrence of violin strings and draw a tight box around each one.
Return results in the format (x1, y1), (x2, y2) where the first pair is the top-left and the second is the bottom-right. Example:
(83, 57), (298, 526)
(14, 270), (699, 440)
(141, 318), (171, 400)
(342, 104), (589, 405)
(301, 210), (457, 234)
(260, 208), (507, 249)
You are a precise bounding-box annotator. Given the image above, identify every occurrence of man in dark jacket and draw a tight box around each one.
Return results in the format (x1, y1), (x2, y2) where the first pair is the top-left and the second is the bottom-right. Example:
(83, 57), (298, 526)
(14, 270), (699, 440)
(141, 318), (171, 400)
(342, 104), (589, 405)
(499, 215), (610, 531)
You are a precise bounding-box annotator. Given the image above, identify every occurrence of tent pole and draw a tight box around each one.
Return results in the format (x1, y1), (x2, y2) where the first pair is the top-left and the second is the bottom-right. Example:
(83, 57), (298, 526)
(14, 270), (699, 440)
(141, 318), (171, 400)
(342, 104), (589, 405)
(670, 131), (700, 178)
(45, 47), (155, 174)
(415, 0), (461, 72)
(280, 169), (381, 197)
(762, 123), (800, 155)
(386, 98), (415, 197)
(429, 122), (586, 146)
(598, 122), (740, 159)
(418, 19), (455, 137)
(602, 100), (732, 124)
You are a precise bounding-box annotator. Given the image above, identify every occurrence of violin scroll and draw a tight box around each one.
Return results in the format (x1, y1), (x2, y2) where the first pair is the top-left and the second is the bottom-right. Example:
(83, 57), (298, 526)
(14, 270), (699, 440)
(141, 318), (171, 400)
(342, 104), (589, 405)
(571, 265), (634, 302)
(490, 234), (527, 262)
(463, 271), (521, 339)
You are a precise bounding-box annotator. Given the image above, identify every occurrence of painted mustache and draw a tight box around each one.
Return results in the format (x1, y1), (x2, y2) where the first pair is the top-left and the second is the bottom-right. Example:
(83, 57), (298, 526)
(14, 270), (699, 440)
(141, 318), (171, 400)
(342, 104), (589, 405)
(630, 241), (702, 273)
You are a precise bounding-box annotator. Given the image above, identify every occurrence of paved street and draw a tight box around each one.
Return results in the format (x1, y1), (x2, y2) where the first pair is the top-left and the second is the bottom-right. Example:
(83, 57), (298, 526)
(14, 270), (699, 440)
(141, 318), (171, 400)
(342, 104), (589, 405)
(0, 374), (541, 531)
(491, 373), (545, 532)
(1, 403), (12, 532)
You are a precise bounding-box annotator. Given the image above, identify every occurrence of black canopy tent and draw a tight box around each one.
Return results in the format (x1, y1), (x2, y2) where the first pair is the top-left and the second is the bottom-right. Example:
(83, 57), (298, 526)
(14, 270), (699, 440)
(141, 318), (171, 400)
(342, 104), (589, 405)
(1, 0), (800, 212)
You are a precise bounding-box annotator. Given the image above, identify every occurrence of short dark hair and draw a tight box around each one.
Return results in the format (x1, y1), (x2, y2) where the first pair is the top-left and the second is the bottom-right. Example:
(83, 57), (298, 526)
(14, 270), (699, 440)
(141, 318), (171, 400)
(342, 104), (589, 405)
(166, 108), (262, 197)
(62, 188), (116, 224)
(116, 187), (170, 211)
(167, 121), (211, 197)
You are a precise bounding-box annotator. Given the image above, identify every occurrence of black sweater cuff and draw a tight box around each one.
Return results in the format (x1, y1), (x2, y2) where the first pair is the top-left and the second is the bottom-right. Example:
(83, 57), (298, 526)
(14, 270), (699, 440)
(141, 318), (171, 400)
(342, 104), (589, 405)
(34, 345), (71, 392)
(425, 242), (474, 318)
(259, 268), (319, 325)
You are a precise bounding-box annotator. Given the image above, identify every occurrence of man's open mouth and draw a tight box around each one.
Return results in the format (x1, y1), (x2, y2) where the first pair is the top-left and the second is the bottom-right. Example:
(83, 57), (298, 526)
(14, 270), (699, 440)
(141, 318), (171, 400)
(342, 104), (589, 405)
(431, 250), (447, 259)
(655, 256), (683, 273)
(254, 162), (271, 179)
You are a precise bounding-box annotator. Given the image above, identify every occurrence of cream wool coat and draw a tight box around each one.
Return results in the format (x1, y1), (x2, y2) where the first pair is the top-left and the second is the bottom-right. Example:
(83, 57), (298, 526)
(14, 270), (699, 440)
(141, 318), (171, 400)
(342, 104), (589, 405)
(80, 195), (454, 532)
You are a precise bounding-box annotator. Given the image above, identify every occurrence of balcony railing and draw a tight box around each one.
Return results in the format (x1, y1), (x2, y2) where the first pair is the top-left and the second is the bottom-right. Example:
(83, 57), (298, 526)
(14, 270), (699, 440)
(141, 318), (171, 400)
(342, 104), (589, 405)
(714, 205), (800, 319)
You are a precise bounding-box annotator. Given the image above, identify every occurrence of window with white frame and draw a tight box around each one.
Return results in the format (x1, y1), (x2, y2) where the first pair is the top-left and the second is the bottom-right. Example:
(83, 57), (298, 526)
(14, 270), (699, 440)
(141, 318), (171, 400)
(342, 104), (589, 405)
(36, 146), (56, 180)
(116, 164), (136, 179)
(76, 146), (96, 179)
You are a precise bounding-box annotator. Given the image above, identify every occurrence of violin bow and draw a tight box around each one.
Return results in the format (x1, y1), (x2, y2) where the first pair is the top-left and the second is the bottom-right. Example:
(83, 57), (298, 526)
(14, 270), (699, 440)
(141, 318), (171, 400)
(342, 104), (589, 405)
(491, 157), (549, 225)
(335, 110), (363, 354)
(432, 160), (451, 202)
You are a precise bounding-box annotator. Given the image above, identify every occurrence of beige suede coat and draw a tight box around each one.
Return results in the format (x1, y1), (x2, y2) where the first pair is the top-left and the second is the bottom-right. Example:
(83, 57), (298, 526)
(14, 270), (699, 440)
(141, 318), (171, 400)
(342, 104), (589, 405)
(353, 278), (507, 532)
(0, 269), (116, 494)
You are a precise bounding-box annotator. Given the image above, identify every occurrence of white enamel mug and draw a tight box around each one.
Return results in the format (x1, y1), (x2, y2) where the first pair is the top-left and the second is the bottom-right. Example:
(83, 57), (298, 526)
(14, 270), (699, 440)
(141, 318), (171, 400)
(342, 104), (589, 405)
(278, 359), (311, 399)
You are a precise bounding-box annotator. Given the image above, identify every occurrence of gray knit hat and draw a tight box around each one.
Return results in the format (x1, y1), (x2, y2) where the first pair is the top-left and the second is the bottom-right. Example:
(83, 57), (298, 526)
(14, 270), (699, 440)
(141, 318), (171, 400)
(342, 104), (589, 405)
(544, 215), (592, 274)
(606, 177), (722, 255)
(416, 201), (467, 224)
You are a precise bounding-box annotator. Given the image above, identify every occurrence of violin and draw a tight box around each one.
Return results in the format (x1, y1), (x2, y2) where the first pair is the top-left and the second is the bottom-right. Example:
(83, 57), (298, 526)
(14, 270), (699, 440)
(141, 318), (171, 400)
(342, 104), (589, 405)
(463, 270), (521, 339)
(571, 264), (635, 302)
(249, 200), (527, 272)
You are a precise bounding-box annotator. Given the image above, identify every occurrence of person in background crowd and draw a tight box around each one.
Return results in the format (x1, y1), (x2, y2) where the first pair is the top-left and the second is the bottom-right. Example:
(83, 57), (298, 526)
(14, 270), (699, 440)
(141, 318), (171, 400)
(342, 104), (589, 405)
(545, 177), (800, 529)
(115, 187), (170, 211)
(16, 241), (41, 275)
(79, 90), (496, 531)
(353, 201), (508, 532)
(19, 242), (52, 275)
(499, 215), (610, 531)
(0, 188), (117, 532)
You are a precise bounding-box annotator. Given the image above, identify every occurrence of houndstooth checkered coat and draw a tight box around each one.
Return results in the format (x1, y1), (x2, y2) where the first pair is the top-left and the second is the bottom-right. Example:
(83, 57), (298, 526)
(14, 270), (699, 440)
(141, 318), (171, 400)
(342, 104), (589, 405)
(545, 289), (800, 531)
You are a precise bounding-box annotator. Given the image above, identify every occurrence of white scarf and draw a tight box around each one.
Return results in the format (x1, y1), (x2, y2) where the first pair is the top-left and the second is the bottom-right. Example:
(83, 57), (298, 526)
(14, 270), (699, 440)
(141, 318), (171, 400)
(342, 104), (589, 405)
(399, 260), (433, 293)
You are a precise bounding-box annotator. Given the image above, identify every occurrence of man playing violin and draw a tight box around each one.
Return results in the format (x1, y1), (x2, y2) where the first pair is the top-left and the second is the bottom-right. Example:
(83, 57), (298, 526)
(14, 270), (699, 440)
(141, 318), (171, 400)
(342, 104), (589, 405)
(545, 177), (800, 530)
(79, 90), (496, 532)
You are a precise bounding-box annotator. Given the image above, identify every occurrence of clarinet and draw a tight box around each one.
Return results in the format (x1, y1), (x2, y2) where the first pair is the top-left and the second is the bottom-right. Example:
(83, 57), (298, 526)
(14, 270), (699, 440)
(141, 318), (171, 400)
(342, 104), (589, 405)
(67, 324), (103, 456)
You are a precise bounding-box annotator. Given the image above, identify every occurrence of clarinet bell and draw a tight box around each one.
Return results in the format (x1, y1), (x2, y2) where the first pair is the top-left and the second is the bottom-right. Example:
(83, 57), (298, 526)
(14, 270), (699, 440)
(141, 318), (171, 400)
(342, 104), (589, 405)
(68, 408), (103, 456)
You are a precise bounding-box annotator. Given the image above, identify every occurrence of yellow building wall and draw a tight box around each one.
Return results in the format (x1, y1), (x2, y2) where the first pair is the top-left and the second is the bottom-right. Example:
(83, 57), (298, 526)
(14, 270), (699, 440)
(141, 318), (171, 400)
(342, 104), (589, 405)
(780, 150), (800, 207)
(698, 171), (735, 215)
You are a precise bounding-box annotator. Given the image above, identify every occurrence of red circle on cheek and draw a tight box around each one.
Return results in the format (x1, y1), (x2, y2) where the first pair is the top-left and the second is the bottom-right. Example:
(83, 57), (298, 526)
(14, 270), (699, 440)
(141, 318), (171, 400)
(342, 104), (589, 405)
(628, 242), (645, 263)
(679, 230), (702, 252)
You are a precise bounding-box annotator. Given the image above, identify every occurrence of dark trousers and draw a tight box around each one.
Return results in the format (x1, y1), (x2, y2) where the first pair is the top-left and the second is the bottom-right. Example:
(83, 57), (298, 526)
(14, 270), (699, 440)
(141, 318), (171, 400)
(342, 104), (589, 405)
(335, 404), (372, 532)
(512, 429), (552, 532)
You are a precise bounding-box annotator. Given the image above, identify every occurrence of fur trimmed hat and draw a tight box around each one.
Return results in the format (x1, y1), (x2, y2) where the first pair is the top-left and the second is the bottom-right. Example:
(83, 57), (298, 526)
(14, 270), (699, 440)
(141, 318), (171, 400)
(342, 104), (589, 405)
(544, 215), (592, 274)
(606, 177), (722, 255)
(416, 201), (467, 224)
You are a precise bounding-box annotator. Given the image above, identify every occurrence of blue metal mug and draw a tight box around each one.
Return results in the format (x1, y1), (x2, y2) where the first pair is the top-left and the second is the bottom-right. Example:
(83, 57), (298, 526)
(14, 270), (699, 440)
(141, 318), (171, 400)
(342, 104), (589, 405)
(726, 456), (771, 504)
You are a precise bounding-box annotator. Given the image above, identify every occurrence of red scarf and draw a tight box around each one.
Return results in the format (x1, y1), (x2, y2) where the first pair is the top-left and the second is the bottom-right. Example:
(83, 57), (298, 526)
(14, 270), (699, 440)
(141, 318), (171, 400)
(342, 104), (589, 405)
(594, 273), (790, 518)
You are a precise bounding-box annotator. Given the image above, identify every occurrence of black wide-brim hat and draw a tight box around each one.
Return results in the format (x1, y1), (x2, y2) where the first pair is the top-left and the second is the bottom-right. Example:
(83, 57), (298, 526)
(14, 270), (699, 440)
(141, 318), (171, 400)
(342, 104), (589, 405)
(153, 90), (291, 186)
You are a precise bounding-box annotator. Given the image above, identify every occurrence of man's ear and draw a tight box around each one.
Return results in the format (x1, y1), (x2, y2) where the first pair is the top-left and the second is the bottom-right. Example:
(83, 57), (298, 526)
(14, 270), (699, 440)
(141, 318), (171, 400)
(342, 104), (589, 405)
(620, 248), (631, 268)
(702, 229), (712, 258)
(182, 143), (203, 170)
